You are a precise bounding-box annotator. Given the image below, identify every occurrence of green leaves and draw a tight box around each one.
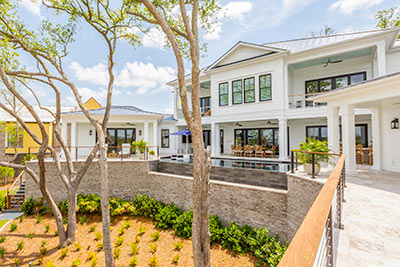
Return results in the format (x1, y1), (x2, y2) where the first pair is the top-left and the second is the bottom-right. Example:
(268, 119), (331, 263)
(298, 138), (331, 164)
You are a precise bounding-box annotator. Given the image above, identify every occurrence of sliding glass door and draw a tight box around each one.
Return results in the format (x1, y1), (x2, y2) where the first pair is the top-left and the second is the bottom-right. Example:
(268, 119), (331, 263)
(106, 128), (136, 148)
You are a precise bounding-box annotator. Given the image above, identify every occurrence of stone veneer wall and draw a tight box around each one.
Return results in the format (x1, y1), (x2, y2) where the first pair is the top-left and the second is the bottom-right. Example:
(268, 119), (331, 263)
(25, 160), (323, 242)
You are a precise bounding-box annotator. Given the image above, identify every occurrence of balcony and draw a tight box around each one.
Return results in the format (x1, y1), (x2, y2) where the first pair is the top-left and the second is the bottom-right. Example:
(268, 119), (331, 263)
(288, 92), (327, 109)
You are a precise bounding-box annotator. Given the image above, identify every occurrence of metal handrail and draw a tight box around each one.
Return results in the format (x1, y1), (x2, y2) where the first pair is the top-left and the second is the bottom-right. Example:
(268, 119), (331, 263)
(278, 154), (346, 267)
(5, 170), (25, 210)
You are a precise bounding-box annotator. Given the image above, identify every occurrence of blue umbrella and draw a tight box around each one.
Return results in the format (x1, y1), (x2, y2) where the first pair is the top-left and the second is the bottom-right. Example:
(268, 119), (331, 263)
(169, 129), (191, 154)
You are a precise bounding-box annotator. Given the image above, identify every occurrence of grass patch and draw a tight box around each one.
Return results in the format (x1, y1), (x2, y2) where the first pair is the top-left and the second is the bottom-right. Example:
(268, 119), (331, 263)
(0, 220), (8, 229)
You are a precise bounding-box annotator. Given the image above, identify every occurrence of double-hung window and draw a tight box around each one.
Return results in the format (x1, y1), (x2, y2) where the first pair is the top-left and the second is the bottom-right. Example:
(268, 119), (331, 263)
(161, 129), (170, 148)
(259, 74), (272, 101)
(244, 77), (255, 103)
(232, 80), (243, 104)
(219, 82), (228, 106)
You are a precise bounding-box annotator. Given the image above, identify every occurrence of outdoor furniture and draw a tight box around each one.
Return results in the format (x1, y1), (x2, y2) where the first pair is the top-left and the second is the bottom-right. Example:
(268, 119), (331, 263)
(108, 152), (118, 158)
(121, 143), (131, 158)
(231, 145), (243, 156)
(368, 145), (373, 165)
(264, 146), (276, 157)
(255, 145), (264, 157)
(244, 145), (253, 157)
(356, 144), (364, 164)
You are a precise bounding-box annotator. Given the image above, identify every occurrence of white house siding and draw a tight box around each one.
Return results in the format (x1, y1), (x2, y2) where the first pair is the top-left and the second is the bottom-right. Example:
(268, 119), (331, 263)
(386, 49), (400, 75)
(157, 122), (177, 155)
(382, 106), (400, 172)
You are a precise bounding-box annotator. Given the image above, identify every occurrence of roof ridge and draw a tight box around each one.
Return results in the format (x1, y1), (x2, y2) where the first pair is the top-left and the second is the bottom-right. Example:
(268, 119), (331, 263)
(263, 28), (394, 45)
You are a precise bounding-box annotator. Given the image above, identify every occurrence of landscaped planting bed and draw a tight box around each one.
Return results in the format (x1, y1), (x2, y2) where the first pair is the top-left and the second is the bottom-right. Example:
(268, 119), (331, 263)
(0, 194), (286, 266)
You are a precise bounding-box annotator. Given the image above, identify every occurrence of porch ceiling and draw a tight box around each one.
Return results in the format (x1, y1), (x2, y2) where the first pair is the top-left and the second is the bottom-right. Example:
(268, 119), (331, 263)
(290, 47), (373, 69)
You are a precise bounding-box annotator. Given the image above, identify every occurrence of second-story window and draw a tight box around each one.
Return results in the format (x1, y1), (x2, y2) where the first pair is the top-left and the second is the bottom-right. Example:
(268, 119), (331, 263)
(259, 74), (272, 101)
(244, 77), (255, 103)
(219, 82), (228, 106)
(306, 72), (366, 94)
(232, 80), (243, 104)
(200, 97), (211, 116)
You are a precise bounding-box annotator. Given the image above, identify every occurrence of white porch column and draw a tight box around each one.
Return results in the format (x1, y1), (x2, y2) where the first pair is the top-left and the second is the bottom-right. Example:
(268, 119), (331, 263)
(71, 121), (77, 159)
(210, 123), (220, 156)
(279, 118), (288, 161)
(327, 106), (340, 154)
(341, 105), (356, 174)
(143, 122), (149, 143)
(371, 108), (382, 170)
(377, 42), (386, 77)
(152, 121), (158, 147)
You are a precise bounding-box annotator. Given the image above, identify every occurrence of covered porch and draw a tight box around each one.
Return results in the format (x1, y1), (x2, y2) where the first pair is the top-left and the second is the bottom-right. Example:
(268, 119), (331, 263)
(313, 72), (400, 173)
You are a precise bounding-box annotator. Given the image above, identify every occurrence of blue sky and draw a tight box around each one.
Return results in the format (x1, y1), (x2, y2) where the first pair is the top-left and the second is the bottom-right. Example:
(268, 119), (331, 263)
(16, 0), (399, 114)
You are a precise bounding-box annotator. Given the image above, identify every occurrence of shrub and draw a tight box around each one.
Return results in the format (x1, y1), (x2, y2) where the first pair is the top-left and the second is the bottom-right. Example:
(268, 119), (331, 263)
(63, 218), (68, 225)
(94, 232), (102, 241)
(154, 203), (182, 229)
(71, 254), (81, 266)
(90, 255), (98, 267)
(123, 220), (131, 229)
(41, 241), (47, 247)
(209, 214), (224, 244)
(130, 256), (138, 266)
(89, 226), (95, 233)
(36, 214), (42, 224)
(149, 255), (159, 267)
(115, 236), (124, 248)
(137, 225), (146, 236)
(57, 200), (69, 214)
(16, 241), (24, 251)
(150, 231), (160, 242)
(45, 224), (50, 233)
(77, 194), (101, 214)
(22, 153), (37, 165)
(45, 261), (56, 267)
(117, 226), (125, 236)
(134, 235), (140, 244)
(130, 242), (139, 255)
(10, 223), (17, 232)
(132, 194), (165, 218)
(172, 254), (180, 265)
(174, 242), (183, 251)
(150, 243), (158, 254)
(54, 231), (58, 237)
(96, 243), (103, 251)
(79, 215), (87, 225)
(21, 196), (48, 215)
(113, 248), (121, 259)
(109, 197), (135, 216)
(0, 246), (5, 258)
(19, 216), (24, 223)
(28, 233), (35, 239)
(13, 257), (21, 266)
(60, 246), (69, 259)
(0, 235), (6, 243)
(87, 251), (96, 261)
(220, 222), (253, 255)
(173, 210), (193, 238)
(74, 241), (81, 251)
(40, 246), (47, 256)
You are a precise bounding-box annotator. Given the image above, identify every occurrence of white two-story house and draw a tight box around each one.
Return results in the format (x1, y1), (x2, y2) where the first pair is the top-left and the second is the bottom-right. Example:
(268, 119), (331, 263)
(165, 28), (400, 164)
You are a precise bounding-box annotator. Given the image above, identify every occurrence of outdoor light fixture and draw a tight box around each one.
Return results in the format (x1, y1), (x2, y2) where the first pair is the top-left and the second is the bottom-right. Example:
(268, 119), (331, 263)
(139, 130), (142, 136)
(391, 118), (399, 129)
(89, 129), (93, 136)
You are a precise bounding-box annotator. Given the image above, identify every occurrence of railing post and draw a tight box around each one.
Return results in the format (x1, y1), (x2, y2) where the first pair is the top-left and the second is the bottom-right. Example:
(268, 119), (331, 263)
(290, 151), (294, 173)
(75, 147), (78, 161)
(311, 153), (315, 178)
(295, 152), (298, 171)
(327, 208), (334, 267)
(157, 146), (160, 160)
(28, 147), (31, 157)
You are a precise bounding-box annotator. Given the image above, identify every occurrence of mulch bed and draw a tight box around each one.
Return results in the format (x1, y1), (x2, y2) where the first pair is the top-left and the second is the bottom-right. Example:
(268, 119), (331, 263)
(0, 214), (255, 266)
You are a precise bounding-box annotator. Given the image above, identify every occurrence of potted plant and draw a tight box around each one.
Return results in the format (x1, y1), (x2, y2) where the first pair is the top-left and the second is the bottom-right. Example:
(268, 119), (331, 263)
(297, 138), (331, 176)
(131, 139), (148, 159)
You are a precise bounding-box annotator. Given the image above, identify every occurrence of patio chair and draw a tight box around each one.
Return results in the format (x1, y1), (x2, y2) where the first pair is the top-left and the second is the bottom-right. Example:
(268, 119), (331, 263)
(231, 145), (243, 156)
(356, 144), (364, 164)
(255, 145), (264, 157)
(121, 143), (131, 158)
(244, 145), (253, 157)
(368, 145), (373, 165)
(264, 146), (276, 158)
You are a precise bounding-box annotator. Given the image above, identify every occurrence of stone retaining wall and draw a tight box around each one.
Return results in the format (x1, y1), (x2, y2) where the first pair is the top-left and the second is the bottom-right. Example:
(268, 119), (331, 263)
(25, 160), (323, 242)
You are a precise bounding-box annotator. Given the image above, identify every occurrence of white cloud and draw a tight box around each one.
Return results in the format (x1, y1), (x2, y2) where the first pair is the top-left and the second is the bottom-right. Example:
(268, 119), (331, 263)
(142, 27), (166, 49)
(203, 1), (253, 40)
(70, 61), (109, 86)
(69, 61), (176, 96)
(329, 0), (384, 14)
(20, 0), (42, 17)
(271, 0), (314, 25)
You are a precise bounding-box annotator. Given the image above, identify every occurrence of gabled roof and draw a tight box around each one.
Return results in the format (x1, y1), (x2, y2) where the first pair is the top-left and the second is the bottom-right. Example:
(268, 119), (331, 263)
(264, 28), (399, 54)
(207, 41), (287, 70)
(62, 106), (163, 116)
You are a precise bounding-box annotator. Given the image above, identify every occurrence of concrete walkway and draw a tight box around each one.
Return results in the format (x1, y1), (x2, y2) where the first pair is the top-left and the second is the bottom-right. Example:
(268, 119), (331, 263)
(0, 212), (23, 232)
(336, 166), (400, 266)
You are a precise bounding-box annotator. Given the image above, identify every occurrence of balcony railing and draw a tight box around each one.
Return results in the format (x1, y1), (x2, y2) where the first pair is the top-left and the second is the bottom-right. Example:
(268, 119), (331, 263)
(278, 154), (346, 267)
(288, 92), (328, 109)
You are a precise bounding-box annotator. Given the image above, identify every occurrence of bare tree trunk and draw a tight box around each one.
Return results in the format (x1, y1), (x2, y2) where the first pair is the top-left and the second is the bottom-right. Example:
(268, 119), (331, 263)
(66, 188), (77, 244)
(98, 136), (114, 267)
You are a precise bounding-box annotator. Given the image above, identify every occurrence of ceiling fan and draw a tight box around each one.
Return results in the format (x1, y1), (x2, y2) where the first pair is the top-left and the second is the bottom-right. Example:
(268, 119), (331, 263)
(322, 57), (343, 68)
(234, 122), (243, 127)
(266, 120), (278, 126)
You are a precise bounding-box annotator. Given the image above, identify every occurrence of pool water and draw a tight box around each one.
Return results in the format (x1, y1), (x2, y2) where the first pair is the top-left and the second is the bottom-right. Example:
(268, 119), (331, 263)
(162, 157), (290, 172)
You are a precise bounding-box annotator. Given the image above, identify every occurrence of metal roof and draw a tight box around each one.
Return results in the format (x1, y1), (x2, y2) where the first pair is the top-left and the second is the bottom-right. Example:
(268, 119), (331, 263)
(263, 29), (397, 54)
(162, 114), (176, 121)
(62, 106), (163, 116)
